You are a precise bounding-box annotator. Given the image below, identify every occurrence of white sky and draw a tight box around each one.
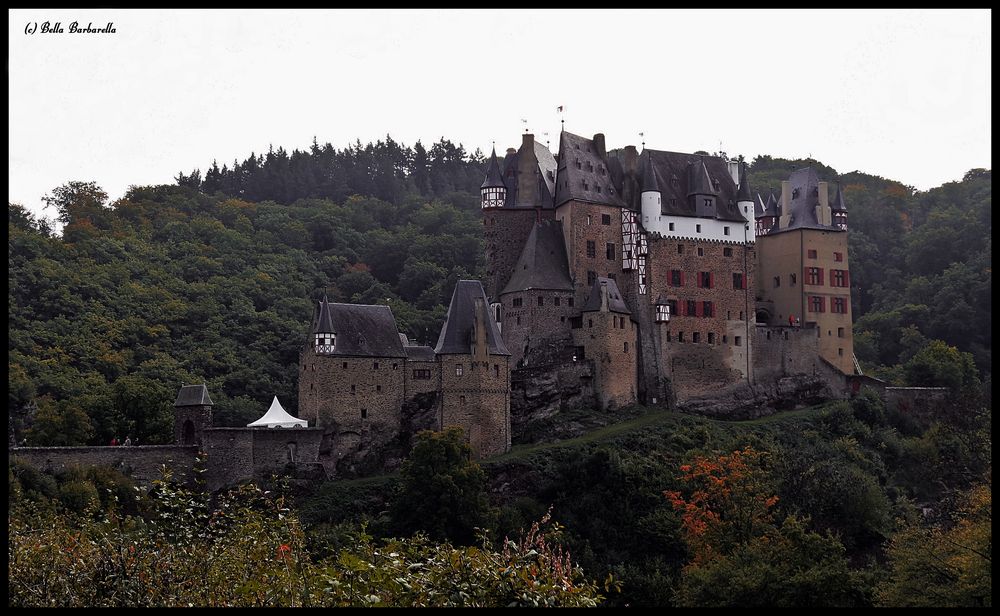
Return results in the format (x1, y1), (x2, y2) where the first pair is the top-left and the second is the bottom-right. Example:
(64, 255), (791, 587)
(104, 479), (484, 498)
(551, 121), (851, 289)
(9, 9), (992, 221)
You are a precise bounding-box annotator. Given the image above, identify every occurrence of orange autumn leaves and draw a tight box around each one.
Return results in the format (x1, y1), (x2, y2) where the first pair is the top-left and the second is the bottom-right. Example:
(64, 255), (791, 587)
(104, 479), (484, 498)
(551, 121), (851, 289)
(664, 446), (779, 563)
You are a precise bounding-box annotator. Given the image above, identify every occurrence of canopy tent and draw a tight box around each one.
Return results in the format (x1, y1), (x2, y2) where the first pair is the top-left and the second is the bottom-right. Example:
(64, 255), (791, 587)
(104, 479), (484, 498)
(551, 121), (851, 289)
(247, 396), (308, 428)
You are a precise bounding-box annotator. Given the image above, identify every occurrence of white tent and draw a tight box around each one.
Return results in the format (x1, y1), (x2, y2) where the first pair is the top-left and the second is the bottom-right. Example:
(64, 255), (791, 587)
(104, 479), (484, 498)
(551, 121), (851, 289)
(246, 396), (308, 428)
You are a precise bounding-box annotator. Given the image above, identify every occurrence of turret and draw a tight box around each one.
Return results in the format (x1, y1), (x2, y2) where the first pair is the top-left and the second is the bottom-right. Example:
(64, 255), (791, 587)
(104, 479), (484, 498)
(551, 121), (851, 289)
(174, 384), (213, 447)
(654, 294), (671, 323)
(639, 153), (662, 226)
(736, 160), (754, 224)
(481, 147), (506, 209)
(755, 191), (779, 236)
(687, 158), (717, 217)
(313, 295), (336, 353)
(831, 182), (848, 230)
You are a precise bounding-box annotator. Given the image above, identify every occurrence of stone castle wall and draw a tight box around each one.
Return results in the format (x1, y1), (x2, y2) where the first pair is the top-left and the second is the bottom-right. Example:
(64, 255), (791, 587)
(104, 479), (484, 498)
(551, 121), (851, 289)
(438, 354), (511, 458)
(10, 445), (199, 487)
(483, 208), (544, 300)
(499, 288), (576, 368)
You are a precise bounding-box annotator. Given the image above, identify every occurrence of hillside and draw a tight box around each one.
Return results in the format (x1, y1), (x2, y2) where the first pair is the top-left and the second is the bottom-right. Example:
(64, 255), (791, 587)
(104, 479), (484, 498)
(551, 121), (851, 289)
(7, 136), (990, 447)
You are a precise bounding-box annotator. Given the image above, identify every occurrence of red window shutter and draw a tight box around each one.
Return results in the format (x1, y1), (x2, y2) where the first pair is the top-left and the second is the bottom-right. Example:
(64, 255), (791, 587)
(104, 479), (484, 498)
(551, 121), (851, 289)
(821, 297), (826, 312)
(844, 270), (850, 287)
(818, 268), (825, 286)
(697, 273), (703, 288)
(695, 302), (702, 317)
(680, 271), (685, 287)
(709, 272), (714, 288)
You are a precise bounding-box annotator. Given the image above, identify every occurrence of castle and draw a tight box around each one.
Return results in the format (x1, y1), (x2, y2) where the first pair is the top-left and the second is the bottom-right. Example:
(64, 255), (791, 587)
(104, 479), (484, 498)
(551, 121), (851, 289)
(11, 130), (866, 490)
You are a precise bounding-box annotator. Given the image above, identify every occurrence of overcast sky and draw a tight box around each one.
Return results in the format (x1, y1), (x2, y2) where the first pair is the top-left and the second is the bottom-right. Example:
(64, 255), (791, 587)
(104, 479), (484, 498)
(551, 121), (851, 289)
(9, 9), (991, 221)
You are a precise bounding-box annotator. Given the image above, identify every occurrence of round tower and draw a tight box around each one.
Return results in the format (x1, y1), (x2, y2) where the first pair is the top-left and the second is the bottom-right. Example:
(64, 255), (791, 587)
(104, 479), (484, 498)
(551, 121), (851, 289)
(639, 152), (662, 226)
(736, 160), (755, 241)
(481, 146), (506, 209)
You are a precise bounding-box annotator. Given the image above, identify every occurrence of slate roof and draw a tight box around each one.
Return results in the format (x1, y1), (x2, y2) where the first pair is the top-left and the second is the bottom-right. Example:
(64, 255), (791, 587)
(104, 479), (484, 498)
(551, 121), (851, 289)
(631, 150), (747, 222)
(582, 277), (632, 315)
(435, 280), (510, 355)
(481, 147), (506, 189)
(554, 131), (627, 208)
(404, 345), (436, 362)
(497, 139), (557, 208)
(500, 219), (573, 295)
(754, 192), (766, 218)
(757, 191), (779, 218)
(315, 295), (335, 333)
(311, 302), (406, 358)
(640, 153), (660, 193)
(736, 161), (753, 202)
(831, 183), (848, 212)
(769, 167), (844, 234)
(175, 384), (213, 407)
(687, 158), (717, 197)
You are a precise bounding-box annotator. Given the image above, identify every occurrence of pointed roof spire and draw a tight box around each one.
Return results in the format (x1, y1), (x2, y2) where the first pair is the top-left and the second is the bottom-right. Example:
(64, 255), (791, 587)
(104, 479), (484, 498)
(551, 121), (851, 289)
(481, 146), (506, 189)
(315, 295), (335, 333)
(640, 152), (661, 193)
(759, 191), (779, 218)
(686, 158), (717, 197)
(736, 161), (752, 202)
(434, 280), (509, 355)
(831, 182), (848, 212)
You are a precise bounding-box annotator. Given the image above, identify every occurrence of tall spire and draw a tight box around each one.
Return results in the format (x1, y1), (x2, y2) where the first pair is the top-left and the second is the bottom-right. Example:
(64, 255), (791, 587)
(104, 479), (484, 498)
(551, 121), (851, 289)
(315, 295), (335, 334)
(831, 182), (848, 212)
(736, 161), (753, 202)
(481, 146), (505, 189)
(640, 152), (660, 193)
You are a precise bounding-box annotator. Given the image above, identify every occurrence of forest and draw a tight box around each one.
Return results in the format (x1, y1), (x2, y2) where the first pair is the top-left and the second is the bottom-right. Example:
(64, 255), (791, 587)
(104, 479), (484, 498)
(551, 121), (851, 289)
(7, 135), (991, 607)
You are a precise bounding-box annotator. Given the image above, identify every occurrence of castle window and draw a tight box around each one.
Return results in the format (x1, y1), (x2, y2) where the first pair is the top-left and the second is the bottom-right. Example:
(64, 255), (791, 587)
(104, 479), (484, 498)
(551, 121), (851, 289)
(723, 335), (727, 343)
(832, 297), (848, 313)
(517, 316), (521, 325)
(587, 271), (596, 286)
(808, 249), (817, 259)
(774, 276), (780, 288)
(537, 296), (544, 307)
(724, 226), (730, 236)
(838, 348), (844, 356)
(733, 272), (744, 289)
(724, 247), (733, 257)
(373, 362), (379, 370)
(693, 332), (700, 343)
(669, 222), (675, 231)
(596, 185), (602, 194)
(587, 240), (596, 258)
(588, 319), (593, 328)
(665, 331), (671, 342)
(393, 363), (398, 370)
(576, 158), (582, 169)
(696, 224), (702, 233)
(573, 346), (586, 361)
(343, 362), (348, 369)
(834, 252), (844, 262)
(670, 270), (682, 286)
(703, 199), (712, 210)
(809, 296), (825, 312)
(460, 395), (466, 404)
(624, 341), (629, 353)
(678, 332), (684, 342)
(703, 301), (714, 318)
(838, 327), (845, 338)
(554, 297), (561, 306)
(806, 267), (823, 285)
(831, 269), (847, 287)
(666, 299), (678, 316)
(587, 215), (592, 225)
(456, 364), (463, 376)
(561, 316), (565, 322)
(606, 243), (615, 260)
(686, 300), (697, 316)
(376, 385), (382, 393)
(361, 408), (367, 419)
(310, 383), (314, 390)
(620, 316), (626, 329)
(613, 316), (618, 328)
(735, 336), (742, 346)
(513, 297), (523, 307)
(699, 272), (712, 288)
(494, 364), (500, 377)
(698, 247), (704, 256)
(351, 384), (356, 394)
(568, 297), (574, 307)
(790, 273), (797, 286)
(583, 180), (589, 191)
(608, 273), (616, 280)
(413, 369), (431, 380)
(602, 214), (611, 225)
(677, 244), (683, 254)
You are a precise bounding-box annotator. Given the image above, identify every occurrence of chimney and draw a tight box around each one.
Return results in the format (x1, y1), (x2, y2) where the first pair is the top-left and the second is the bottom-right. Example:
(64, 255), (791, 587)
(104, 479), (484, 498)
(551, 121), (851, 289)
(593, 133), (606, 158)
(599, 281), (609, 312)
(521, 133), (534, 151)
(623, 145), (638, 175)
(778, 180), (792, 228)
(816, 181), (831, 226)
(506, 147), (516, 155)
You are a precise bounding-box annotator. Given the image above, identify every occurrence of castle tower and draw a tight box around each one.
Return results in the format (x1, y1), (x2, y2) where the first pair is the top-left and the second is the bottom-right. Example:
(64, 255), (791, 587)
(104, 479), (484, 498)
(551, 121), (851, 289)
(639, 152), (662, 227)
(174, 384), (213, 447)
(755, 191), (779, 236)
(756, 168), (854, 374)
(299, 298), (407, 469)
(435, 280), (511, 458)
(572, 277), (638, 410)
(736, 161), (756, 240)
(831, 183), (849, 230)
(481, 135), (557, 304)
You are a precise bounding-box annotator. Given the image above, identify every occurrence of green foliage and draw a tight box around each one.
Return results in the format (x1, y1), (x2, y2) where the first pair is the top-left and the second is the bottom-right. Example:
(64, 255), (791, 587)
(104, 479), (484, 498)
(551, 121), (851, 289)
(877, 482), (991, 607)
(389, 428), (495, 545)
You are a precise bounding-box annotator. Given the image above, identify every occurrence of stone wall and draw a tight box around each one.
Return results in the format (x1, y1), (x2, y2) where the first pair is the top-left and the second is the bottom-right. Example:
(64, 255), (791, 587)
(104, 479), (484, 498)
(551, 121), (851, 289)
(438, 354), (511, 458)
(883, 387), (950, 418)
(203, 428), (253, 491)
(573, 310), (637, 410)
(555, 201), (625, 308)
(299, 352), (405, 473)
(203, 427), (324, 491)
(9, 445), (198, 487)
(483, 208), (543, 301)
(404, 359), (440, 397)
(499, 288), (575, 368)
